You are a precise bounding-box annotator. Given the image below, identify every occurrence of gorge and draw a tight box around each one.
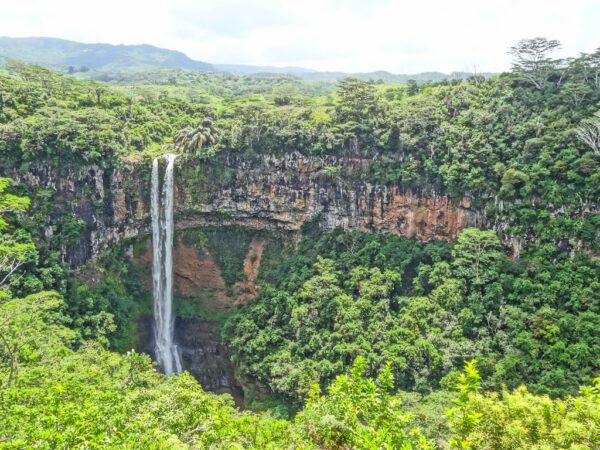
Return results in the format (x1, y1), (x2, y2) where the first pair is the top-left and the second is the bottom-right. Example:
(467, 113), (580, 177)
(0, 150), (485, 400)
(4, 141), (599, 407)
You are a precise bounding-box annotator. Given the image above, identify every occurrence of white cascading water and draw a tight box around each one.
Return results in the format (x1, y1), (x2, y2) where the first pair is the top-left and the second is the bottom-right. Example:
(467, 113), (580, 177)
(151, 154), (182, 376)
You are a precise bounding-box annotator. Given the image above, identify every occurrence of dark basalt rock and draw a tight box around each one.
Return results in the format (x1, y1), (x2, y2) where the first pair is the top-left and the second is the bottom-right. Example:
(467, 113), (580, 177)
(174, 318), (244, 406)
(136, 315), (244, 407)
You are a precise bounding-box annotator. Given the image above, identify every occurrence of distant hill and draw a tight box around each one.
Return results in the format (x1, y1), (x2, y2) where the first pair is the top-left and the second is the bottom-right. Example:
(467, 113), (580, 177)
(215, 65), (494, 82)
(0, 36), (496, 82)
(0, 36), (217, 73)
(215, 64), (318, 76)
(297, 70), (497, 83)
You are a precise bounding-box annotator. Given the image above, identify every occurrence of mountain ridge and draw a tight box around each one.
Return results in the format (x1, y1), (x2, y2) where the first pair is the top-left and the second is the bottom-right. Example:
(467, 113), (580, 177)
(0, 36), (217, 73)
(0, 36), (495, 82)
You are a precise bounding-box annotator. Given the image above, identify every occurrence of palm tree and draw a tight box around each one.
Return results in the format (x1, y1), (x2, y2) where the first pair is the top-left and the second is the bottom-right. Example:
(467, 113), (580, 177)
(173, 117), (219, 156)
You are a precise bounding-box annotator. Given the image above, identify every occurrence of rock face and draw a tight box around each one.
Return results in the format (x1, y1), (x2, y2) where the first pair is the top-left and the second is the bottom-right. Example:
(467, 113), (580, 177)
(1, 161), (147, 268)
(2, 152), (483, 268)
(175, 318), (245, 405)
(135, 237), (265, 311)
(234, 239), (266, 302)
(173, 242), (235, 310)
(174, 153), (482, 243)
(136, 315), (244, 406)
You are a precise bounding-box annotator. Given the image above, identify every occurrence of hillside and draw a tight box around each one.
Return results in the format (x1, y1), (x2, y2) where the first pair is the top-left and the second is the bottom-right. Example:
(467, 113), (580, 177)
(0, 36), (217, 73)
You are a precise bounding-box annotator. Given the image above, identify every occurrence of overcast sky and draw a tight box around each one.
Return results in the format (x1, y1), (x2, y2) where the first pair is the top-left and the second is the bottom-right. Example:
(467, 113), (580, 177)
(4, 0), (600, 73)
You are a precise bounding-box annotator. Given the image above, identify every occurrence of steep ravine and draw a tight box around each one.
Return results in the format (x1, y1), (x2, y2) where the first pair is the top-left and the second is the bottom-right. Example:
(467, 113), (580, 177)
(1, 152), (483, 403)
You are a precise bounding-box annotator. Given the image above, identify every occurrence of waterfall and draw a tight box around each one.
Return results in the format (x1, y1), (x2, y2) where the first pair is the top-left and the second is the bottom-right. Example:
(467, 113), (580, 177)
(151, 154), (182, 377)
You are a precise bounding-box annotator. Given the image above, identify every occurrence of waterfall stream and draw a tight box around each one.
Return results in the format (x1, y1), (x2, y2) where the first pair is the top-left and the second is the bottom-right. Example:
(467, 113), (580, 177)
(151, 154), (182, 377)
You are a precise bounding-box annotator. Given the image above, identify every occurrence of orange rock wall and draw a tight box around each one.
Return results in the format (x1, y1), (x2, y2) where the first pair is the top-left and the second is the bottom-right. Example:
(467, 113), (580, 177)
(360, 187), (475, 241)
(133, 238), (266, 308)
(173, 153), (482, 243)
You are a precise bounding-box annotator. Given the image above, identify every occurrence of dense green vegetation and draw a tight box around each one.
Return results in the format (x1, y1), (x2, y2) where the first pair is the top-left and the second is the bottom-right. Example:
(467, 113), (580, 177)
(225, 226), (600, 407)
(446, 360), (600, 448)
(0, 61), (212, 168)
(95, 68), (337, 100)
(1, 289), (599, 447)
(0, 211), (433, 448)
(1, 38), (600, 447)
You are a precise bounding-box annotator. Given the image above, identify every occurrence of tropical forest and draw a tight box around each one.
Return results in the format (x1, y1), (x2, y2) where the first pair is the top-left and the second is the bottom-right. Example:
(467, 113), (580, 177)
(1, 12), (600, 449)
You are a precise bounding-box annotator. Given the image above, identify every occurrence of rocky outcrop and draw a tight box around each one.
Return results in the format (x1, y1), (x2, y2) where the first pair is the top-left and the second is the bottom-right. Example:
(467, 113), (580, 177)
(234, 239), (266, 301)
(136, 315), (244, 406)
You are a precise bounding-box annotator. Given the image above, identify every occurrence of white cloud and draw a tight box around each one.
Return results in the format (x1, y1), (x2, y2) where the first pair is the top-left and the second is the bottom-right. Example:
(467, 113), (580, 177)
(2, 0), (599, 73)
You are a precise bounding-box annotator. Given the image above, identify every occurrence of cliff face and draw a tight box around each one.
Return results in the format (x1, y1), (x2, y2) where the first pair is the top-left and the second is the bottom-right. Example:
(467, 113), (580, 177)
(176, 153), (482, 242)
(5, 161), (146, 268)
(3, 152), (482, 268)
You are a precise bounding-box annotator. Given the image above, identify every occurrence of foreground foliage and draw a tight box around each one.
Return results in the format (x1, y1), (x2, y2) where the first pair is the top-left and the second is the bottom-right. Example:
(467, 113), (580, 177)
(0, 291), (434, 448)
(447, 361), (600, 449)
(2, 291), (600, 448)
(296, 357), (431, 449)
